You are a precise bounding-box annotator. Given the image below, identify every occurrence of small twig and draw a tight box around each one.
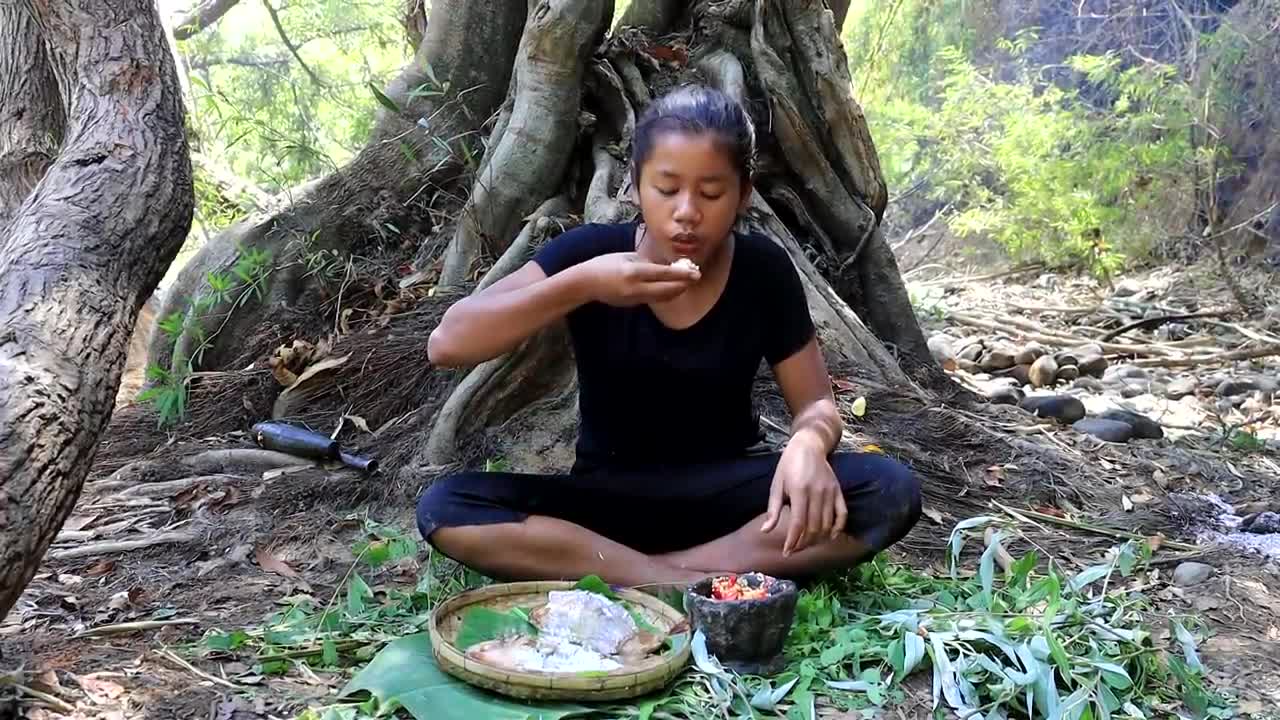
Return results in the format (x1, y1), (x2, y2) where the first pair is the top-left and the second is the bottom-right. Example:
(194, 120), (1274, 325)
(72, 619), (201, 639)
(155, 649), (247, 691)
(993, 501), (1200, 552)
(14, 685), (76, 714)
(255, 638), (368, 663)
(262, 0), (325, 87)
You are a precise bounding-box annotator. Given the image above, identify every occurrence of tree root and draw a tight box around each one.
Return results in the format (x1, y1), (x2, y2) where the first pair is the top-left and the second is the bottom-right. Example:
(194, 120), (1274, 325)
(618, 0), (685, 33)
(183, 449), (317, 475)
(438, 0), (612, 286)
(424, 324), (575, 465)
(476, 196), (573, 292)
(47, 531), (202, 561)
(151, 0), (529, 374)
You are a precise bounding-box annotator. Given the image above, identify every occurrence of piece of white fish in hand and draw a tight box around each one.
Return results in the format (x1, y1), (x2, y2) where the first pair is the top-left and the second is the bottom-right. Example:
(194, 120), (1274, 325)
(529, 590), (638, 656)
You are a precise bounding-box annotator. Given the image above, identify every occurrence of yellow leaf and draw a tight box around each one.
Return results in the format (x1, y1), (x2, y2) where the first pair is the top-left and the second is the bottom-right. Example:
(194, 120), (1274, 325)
(851, 396), (867, 417)
(862, 444), (884, 454)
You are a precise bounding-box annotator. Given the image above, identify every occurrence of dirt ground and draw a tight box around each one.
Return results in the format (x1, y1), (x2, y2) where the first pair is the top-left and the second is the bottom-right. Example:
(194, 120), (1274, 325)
(3, 247), (1280, 719)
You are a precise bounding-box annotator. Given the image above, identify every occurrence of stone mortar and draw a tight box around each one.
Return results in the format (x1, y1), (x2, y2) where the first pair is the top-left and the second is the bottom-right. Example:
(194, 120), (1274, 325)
(685, 573), (798, 676)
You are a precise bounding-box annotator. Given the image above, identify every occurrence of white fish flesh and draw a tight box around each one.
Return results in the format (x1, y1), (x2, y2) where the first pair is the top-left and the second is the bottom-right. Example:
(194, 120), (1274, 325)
(464, 590), (655, 674)
(466, 636), (623, 673)
(529, 590), (638, 656)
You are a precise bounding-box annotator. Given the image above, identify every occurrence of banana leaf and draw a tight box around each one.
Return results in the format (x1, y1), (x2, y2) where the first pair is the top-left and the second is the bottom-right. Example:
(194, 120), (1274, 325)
(340, 632), (594, 720)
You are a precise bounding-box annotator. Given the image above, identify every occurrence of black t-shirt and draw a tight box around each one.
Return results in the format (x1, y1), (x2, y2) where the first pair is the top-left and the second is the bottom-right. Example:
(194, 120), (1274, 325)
(532, 221), (815, 470)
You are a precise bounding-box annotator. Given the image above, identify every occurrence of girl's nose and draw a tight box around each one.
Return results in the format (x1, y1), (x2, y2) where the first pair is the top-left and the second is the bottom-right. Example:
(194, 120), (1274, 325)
(673, 193), (699, 222)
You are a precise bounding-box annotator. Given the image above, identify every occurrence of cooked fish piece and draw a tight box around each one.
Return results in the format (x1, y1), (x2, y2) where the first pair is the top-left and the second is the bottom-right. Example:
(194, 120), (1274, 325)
(529, 590), (638, 656)
(466, 635), (623, 673)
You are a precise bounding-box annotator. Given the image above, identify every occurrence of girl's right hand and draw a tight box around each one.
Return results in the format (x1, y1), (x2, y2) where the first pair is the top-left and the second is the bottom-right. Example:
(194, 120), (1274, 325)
(579, 252), (701, 306)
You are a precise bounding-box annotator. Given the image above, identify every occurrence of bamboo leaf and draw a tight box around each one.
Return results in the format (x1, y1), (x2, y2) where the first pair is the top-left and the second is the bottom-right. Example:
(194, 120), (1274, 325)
(368, 82), (402, 114)
(904, 632), (926, 676)
(1172, 620), (1204, 673)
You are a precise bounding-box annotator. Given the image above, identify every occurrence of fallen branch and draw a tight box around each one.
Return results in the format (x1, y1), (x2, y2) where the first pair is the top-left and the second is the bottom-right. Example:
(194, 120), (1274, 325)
(72, 619), (201, 639)
(913, 264), (1044, 287)
(1097, 310), (1232, 343)
(48, 531), (201, 560)
(1006, 303), (1100, 316)
(155, 649), (247, 691)
(993, 501), (1200, 552)
(948, 312), (1182, 357)
(1130, 343), (1280, 369)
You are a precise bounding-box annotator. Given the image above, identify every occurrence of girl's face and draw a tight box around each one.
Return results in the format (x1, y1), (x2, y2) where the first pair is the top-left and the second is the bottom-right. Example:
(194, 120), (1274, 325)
(635, 131), (751, 267)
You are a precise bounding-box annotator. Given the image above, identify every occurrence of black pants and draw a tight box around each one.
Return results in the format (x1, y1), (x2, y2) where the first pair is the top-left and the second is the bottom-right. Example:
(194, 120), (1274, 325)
(416, 451), (922, 557)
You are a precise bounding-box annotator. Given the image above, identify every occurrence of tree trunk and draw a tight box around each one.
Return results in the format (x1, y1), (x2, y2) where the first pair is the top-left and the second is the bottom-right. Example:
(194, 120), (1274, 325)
(149, 0), (529, 375)
(137, 0), (961, 470)
(0, 1), (64, 230)
(0, 0), (193, 620)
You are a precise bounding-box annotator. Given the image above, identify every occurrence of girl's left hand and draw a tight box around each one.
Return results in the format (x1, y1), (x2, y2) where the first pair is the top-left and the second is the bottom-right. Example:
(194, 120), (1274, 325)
(762, 440), (848, 556)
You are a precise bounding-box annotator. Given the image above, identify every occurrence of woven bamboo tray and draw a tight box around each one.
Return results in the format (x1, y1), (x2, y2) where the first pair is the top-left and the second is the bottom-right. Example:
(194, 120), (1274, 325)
(430, 580), (692, 702)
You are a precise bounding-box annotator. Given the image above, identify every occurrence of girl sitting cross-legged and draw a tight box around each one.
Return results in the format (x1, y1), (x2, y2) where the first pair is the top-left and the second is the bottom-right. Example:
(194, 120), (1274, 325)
(420, 83), (922, 587)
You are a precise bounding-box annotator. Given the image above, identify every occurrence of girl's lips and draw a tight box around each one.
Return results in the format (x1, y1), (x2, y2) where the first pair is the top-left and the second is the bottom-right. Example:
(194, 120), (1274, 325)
(672, 235), (698, 255)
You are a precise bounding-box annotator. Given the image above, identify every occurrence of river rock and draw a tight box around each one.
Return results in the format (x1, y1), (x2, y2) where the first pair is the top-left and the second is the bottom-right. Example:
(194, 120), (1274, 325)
(1077, 353), (1109, 378)
(1243, 512), (1280, 534)
(1172, 562), (1215, 587)
(1029, 355), (1059, 388)
(958, 343), (984, 362)
(1104, 364), (1149, 382)
(980, 347), (1017, 372)
(1056, 365), (1081, 382)
(1020, 395), (1086, 423)
(1009, 363), (1033, 386)
(989, 387), (1024, 406)
(1218, 375), (1278, 398)
(1165, 376), (1199, 400)
(1099, 409), (1164, 440)
(957, 359), (981, 373)
(928, 334), (957, 364)
(1072, 376), (1105, 393)
(1072, 418), (1135, 443)
(1120, 383), (1147, 399)
(1015, 342), (1050, 365)
(1112, 278), (1142, 297)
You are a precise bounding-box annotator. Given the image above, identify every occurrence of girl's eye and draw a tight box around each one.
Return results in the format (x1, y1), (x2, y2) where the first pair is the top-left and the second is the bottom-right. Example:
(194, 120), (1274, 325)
(702, 193), (724, 201)
(656, 187), (678, 196)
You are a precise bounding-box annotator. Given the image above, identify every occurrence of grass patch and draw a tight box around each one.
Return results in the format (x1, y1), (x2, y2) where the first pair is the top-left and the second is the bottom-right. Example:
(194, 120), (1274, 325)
(173, 517), (1236, 719)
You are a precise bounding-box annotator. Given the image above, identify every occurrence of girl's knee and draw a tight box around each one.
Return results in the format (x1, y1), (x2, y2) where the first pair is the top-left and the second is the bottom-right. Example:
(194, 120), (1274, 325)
(415, 472), (475, 542)
(831, 452), (923, 548)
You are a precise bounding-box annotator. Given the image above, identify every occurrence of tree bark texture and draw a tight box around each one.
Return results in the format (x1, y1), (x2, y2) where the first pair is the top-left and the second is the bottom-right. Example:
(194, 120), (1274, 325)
(438, 0), (612, 286)
(0, 0), (193, 619)
(0, 0), (65, 229)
